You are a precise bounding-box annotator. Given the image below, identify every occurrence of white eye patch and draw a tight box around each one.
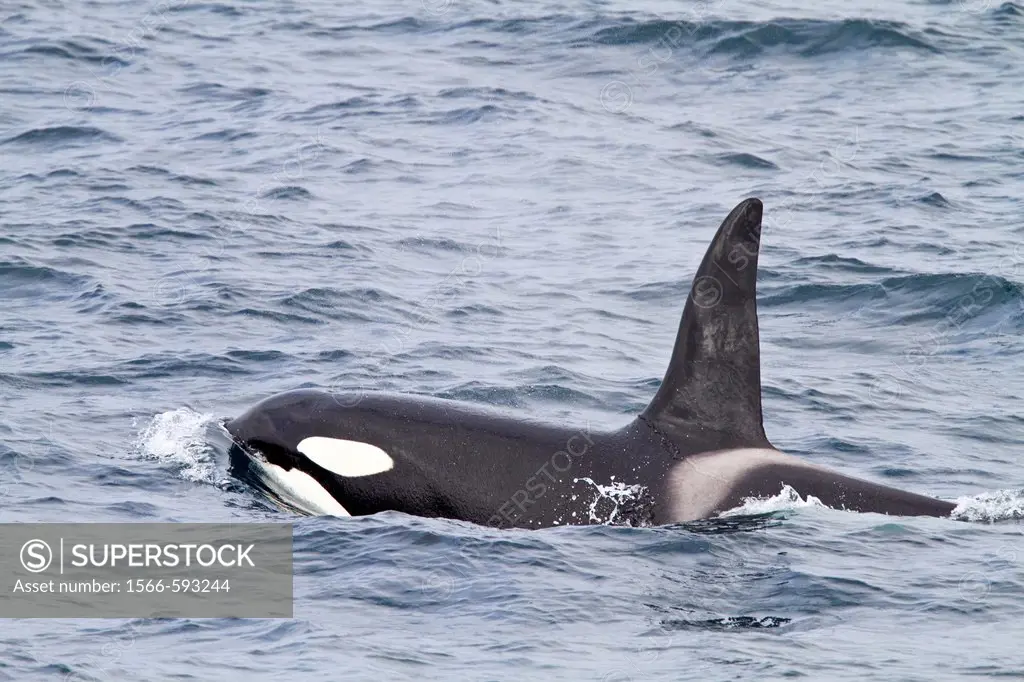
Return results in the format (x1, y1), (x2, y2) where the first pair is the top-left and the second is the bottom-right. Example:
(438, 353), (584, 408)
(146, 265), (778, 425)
(297, 437), (395, 477)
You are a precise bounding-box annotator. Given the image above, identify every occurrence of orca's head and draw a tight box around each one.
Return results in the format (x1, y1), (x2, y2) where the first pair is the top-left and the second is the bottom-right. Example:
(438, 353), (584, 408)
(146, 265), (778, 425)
(226, 391), (397, 517)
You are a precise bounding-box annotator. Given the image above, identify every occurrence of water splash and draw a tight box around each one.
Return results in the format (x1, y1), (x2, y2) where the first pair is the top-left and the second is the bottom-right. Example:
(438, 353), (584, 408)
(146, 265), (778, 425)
(951, 489), (1024, 522)
(573, 477), (648, 525)
(719, 484), (827, 517)
(135, 408), (217, 483)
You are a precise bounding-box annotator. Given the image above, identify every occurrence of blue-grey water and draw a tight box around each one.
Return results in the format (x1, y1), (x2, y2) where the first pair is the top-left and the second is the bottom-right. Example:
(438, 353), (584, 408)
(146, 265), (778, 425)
(2, 0), (1024, 679)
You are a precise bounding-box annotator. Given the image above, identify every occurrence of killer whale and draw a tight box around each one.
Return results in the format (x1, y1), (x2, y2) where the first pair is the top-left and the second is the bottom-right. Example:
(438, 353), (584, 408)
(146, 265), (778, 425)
(225, 198), (956, 526)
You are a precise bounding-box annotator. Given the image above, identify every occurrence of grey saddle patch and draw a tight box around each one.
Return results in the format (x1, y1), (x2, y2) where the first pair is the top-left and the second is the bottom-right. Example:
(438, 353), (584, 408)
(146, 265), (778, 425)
(665, 448), (822, 522)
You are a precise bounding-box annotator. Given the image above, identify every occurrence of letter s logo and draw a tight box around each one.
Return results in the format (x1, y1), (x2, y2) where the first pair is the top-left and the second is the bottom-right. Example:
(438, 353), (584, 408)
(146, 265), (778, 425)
(20, 539), (53, 573)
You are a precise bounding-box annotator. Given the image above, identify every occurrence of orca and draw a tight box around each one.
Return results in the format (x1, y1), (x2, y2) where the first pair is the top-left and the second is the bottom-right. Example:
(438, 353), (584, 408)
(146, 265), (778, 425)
(225, 198), (956, 527)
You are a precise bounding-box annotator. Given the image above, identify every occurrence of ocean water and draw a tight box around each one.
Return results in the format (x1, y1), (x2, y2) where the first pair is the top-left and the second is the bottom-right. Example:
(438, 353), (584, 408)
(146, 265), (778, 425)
(2, 0), (1024, 678)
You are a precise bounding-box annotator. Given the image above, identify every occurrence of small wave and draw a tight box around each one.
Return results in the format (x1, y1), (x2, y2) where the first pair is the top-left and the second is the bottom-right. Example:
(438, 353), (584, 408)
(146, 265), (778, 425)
(0, 259), (91, 299)
(1, 126), (122, 147)
(397, 236), (470, 253)
(951, 489), (1024, 522)
(762, 272), (1024, 326)
(445, 303), (506, 318)
(168, 1), (244, 16)
(285, 94), (420, 122)
(343, 158), (376, 174)
(193, 128), (258, 142)
(232, 307), (324, 325)
(280, 286), (402, 321)
(584, 17), (938, 57)
(759, 280), (889, 309)
(21, 40), (132, 66)
(299, 96), (378, 116)
(993, 2), (1023, 17)
(450, 15), (587, 35)
(438, 86), (539, 102)
(178, 82), (269, 101)
(795, 18), (939, 56)
(791, 254), (895, 275)
(128, 165), (219, 187)
(881, 272), (1024, 324)
(224, 349), (289, 363)
(260, 185), (314, 201)
(720, 484), (827, 517)
(122, 352), (259, 378)
(354, 16), (425, 33)
(915, 191), (954, 208)
(613, 278), (689, 302)
(135, 408), (217, 483)
(428, 104), (503, 125)
(713, 152), (779, 170)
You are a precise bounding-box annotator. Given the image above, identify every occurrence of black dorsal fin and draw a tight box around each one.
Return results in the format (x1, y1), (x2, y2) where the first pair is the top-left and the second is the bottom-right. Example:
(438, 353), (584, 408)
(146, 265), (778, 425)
(640, 198), (769, 447)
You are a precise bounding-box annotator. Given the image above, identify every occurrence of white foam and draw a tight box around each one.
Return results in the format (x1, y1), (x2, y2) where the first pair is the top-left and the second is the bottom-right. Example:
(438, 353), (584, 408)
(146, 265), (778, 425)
(573, 477), (647, 525)
(136, 408), (216, 483)
(951, 489), (1024, 522)
(297, 437), (394, 477)
(719, 484), (827, 517)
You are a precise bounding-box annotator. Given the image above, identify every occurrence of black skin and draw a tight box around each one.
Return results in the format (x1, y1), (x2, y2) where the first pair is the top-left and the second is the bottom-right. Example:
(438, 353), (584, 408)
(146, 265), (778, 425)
(225, 390), (954, 526)
(225, 198), (957, 526)
(227, 389), (679, 528)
